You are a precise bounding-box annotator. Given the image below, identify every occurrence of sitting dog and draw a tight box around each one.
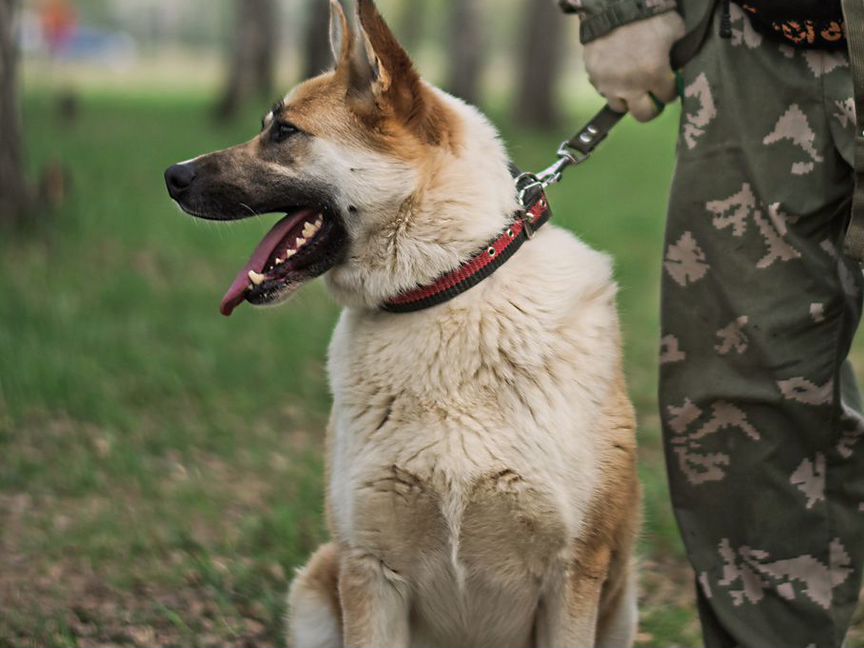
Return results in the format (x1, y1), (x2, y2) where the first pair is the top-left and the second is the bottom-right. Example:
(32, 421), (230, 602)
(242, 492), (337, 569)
(165, 1), (640, 645)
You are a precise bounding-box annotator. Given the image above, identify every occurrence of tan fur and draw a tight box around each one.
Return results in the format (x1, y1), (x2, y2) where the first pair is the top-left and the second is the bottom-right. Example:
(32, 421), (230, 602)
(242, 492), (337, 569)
(278, 0), (461, 161)
(264, 3), (643, 646)
(280, 70), (461, 160)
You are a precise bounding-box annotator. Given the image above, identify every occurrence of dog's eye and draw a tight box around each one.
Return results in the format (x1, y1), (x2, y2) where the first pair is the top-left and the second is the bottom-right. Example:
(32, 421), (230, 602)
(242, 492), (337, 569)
(271, 122), (299, 143)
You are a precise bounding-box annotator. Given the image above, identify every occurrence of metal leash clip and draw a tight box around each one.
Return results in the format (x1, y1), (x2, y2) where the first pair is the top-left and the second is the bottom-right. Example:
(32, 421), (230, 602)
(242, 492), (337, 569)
(520, 104), (625, 196)
(514, 172), (545, 239)
(535, 141), (590, 188)
(535, 104), (626, 190)
(513, 141), (587, 238)
(513, 105), (626, 237)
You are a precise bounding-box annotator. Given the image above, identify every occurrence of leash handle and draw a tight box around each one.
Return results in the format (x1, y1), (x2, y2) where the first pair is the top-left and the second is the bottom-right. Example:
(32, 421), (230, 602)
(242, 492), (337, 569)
(554, 0), (715, 167)
(566, 104), (626, 156)
(528, 0), (720, 191)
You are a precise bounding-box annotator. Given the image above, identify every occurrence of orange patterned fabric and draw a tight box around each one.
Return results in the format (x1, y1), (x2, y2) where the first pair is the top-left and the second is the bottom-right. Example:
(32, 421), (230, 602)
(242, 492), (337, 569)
(736, 2), (846, 49)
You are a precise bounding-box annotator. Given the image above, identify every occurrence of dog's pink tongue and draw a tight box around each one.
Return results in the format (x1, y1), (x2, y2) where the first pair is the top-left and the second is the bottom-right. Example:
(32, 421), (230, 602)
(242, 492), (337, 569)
(220, 210), (314, 317)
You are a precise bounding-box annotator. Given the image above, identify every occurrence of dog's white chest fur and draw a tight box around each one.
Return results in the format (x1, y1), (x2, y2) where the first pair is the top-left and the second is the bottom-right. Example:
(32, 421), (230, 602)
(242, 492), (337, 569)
(325, 227), (621, 645)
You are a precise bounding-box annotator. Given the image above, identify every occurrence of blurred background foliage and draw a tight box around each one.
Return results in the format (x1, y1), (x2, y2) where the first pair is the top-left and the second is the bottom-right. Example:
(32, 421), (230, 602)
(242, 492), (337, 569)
(2, 1), (864, 647)
(16, 0), (578, 121)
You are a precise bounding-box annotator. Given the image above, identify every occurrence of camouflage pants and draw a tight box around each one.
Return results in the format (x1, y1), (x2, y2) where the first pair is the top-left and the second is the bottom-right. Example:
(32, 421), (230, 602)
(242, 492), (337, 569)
(661, 6), (864, 647)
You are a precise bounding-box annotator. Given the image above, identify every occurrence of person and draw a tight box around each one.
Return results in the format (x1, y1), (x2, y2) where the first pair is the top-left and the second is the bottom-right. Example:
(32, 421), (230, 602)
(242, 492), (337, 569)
(559, 0), (864, 646)
(40, 0), (76, 56)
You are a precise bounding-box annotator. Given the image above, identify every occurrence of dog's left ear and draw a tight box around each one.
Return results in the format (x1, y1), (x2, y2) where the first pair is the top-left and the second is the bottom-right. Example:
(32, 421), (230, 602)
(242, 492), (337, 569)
(349, 0), (439, 142)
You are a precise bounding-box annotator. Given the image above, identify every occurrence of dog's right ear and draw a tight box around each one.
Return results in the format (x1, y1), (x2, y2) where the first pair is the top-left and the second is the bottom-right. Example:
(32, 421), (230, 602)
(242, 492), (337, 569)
(329, 0), (352, 69)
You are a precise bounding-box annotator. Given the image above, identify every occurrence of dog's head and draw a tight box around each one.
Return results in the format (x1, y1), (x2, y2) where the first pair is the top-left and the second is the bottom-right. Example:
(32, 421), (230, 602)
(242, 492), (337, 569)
(166, 0), (514, 316)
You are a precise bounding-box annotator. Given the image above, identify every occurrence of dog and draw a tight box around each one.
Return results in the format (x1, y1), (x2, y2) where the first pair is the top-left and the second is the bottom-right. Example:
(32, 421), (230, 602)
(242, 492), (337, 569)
(165, 1), (640, 645)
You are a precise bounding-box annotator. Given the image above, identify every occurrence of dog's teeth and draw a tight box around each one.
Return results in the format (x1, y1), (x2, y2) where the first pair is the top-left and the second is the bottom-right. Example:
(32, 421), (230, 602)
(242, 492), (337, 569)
(302, 223), (317, 238)
(275, 258), (284, 265)
(295, 237), (306, 248)
(248, 270), (266, 286)
(284, 249), (296, 259)
(314, 217), (323, 228)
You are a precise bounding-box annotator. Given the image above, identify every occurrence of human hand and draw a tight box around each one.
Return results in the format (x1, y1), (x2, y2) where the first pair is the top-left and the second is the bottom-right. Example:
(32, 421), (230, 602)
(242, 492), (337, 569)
(582, 12), (686, 122)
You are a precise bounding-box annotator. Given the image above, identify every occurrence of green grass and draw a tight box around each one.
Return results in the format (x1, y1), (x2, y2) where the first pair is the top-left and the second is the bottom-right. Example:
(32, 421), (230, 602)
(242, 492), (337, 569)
(1, 91), (858, 647)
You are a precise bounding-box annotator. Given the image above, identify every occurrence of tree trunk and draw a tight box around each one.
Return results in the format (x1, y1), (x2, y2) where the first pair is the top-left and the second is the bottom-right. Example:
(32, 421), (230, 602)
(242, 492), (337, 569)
(303, 0), (332, 78)
(514, 0), (565, 129)
(0, 0), (28, 224)
(215, 0), (277, 121)
(446, 0), (484, 106)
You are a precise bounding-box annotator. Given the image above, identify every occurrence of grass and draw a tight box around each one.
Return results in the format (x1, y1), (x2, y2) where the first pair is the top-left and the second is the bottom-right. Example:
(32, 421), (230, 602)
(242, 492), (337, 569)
(1, 90), (860, 647)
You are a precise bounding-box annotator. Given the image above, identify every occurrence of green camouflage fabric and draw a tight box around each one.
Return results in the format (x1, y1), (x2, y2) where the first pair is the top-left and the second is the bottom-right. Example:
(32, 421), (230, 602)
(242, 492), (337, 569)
(661, 5), (864, 647)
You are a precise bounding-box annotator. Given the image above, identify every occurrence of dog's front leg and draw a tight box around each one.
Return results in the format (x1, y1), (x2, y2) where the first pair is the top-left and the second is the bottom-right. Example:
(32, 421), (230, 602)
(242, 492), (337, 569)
(339, 550), (410, 648)
(535, 552), (610, 648)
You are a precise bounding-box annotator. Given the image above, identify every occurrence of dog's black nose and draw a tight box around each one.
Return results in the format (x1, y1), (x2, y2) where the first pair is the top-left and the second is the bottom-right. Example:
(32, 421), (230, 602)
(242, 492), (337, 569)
(165, 162), (197, 197)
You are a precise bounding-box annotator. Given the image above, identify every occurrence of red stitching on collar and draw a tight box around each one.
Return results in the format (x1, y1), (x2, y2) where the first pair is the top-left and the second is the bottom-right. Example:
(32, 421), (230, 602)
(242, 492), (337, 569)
(382, 195), (551, 312)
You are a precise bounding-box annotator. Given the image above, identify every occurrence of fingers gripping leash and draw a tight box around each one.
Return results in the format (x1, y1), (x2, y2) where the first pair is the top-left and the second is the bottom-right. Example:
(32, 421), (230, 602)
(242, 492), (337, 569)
(528, 0), (721, 196)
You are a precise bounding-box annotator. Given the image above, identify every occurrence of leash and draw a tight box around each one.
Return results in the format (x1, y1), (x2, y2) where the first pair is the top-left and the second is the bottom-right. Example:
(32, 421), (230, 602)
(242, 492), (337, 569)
(381, 1), (724, 313)
(513, 104), (625, 199)
(381, 104), (624, 314)
(383, 0), (864, 314)
(381, 84), (687, 314)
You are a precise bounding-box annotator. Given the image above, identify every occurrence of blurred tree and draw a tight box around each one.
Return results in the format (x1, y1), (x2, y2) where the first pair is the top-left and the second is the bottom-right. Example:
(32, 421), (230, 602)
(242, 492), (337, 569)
(0, 0), (29, 224)
(446, 0), (484, 106)
(397, 0), (426, 51)
(216, 0), (277, 120)
(514, 0), (565, 129)
(303, 0), (332, 78)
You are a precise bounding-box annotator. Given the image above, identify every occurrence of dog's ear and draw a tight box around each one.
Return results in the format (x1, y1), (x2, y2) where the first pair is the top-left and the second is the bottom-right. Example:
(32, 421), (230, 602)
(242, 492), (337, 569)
(349, 0), (440, 143)
(329, 0), (352, 69)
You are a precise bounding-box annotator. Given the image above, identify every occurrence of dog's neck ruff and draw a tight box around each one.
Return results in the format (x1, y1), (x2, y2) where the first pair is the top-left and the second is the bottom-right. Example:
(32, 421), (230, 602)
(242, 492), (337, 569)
(381, 188), (551, 313)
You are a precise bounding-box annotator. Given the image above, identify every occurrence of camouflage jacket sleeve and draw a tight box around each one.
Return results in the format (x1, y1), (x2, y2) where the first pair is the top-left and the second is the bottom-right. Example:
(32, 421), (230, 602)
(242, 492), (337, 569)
(558, 0), (679, 44)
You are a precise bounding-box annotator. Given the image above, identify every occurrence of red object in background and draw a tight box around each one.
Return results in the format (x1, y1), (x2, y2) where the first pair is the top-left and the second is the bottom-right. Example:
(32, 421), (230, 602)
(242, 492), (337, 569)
(40, 0), (77, 54)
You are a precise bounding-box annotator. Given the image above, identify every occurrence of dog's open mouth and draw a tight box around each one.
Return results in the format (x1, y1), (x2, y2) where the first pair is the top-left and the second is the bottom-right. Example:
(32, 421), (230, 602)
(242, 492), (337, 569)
(220, 208), (348, 317)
